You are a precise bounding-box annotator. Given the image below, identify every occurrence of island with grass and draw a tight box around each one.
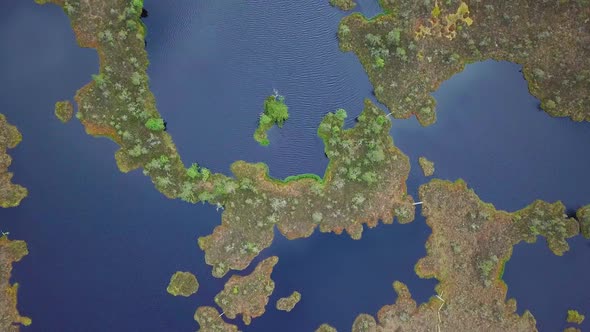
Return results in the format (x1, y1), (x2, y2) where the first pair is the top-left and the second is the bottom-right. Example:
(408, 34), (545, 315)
(418, 156), (435, 177)
(276, 291), (301, 312)
(166, 271), (199, 297)
(567, 309), (585, 325)
(55, 100), (74, 123)
(214, 256), (278, 325)
(253, 93), (289, 146)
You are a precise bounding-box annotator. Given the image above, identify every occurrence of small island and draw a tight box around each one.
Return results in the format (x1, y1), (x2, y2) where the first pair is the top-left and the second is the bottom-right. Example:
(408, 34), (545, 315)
(275, 291), (301, 312)
(194, 306), (238, 332)
(54, 100), (74, 123)
(567, 309), (585, 325)
(214, 256), (277, 325)
(316, 323), (337, 332)
(253, 93), (289, 146)
(329, 0), (356, 11)
(418, 156), (435, 177)
(166, 271), (199, 297)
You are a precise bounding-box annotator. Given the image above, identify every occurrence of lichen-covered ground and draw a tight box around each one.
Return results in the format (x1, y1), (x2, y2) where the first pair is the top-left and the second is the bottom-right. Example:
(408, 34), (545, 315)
(349, 179), (579, 332)
(339, 0), (590, 125)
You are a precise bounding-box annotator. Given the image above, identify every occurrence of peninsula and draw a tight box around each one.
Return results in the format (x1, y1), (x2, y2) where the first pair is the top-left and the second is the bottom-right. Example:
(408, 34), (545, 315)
(339, 1), (590, 125)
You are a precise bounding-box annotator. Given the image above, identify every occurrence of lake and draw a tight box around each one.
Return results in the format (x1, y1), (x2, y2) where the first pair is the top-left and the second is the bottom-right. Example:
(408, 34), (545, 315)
(0, 0), (588, 331)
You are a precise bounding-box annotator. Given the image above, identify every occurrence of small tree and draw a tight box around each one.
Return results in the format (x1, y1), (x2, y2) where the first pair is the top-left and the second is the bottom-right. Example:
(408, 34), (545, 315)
(145, 118), (165, 131)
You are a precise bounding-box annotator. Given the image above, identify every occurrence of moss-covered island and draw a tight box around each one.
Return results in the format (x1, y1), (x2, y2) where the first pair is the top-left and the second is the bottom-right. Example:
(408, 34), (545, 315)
(576, 205), (590, 239)
(166, 271), (199, 297)
(275, 291), (301, 312)
(418, 156), (435, 177)
(214, 256), (277, 325)
(0, 236), (31, 330)
(567, 309), (585, 325)
(316, 323), (338, 332)
(253, 94), (289, 146)
(54, 100), (74, 123)
(339, 1), (590, 125)
(194, 306), (238, 332)
(329, 0), (356, 11)
(0, 114), (27, 208)
(348, 179), (579, 331)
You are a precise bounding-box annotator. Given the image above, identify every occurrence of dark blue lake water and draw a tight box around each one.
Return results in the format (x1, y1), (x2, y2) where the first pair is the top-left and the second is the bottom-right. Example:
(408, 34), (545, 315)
(0, 0), (588, 331)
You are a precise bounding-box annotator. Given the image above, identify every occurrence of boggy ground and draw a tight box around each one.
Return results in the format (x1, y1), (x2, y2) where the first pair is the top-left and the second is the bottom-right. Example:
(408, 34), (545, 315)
(349, 179), (580, 332)
(339, 0), (590, 125)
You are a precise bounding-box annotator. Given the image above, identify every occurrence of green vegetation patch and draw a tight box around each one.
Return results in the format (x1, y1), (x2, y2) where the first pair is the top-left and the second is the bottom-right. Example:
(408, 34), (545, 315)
(194, 306), (238, 332)
(166, 271), (199, 297)
(275, 291), (301, 312)
(567, 309), (585, 324)
(0, 114), (27, 208)
(329, 0), (356, 11)
(54, 100), (74, 123)
(214, 256), (278, 325)
(339, 1), (590, 125)
(418, 156), (435, 177)
(254, 94), (289, 146)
